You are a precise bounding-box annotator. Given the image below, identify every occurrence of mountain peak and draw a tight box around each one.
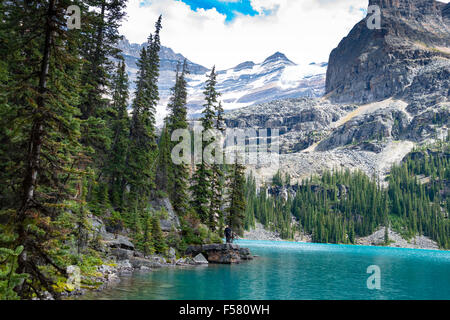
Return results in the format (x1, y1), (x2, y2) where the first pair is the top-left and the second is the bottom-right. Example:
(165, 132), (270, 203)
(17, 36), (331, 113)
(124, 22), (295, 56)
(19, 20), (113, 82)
(263, 52), (295, 65)
(233, 61), (255, 71)
(326, 0), (449, 104)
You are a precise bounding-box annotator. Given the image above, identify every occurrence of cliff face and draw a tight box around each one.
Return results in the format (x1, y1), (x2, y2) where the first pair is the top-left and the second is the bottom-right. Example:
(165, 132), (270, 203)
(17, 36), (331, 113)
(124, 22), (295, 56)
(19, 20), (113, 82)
(325, 0), (450, 104)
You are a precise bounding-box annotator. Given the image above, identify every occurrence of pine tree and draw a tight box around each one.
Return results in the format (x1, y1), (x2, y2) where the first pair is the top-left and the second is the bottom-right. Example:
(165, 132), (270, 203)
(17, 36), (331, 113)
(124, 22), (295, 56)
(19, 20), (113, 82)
(79, 0), (127, 119)
(156, 122), (172, 192)
(190, 67), (219, 223)
(151, 216), (167, 254)
(226, 155), (246, 236)
(384, 217), (390, 245)
(126, 16), (162, 210)
(166, 61), (190, 215)
(106, 59), (130, 211)
(1, 0), (86, 298)
(77, 0), (127, 205)
(210, 102), (226, 231)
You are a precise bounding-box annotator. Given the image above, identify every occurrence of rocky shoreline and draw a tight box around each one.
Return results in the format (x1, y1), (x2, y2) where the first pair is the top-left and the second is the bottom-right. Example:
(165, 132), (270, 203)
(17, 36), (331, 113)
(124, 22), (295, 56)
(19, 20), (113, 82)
(242, 223), (443, 251)
(57, 213), (255, 299)
(64, 241), (254, 299)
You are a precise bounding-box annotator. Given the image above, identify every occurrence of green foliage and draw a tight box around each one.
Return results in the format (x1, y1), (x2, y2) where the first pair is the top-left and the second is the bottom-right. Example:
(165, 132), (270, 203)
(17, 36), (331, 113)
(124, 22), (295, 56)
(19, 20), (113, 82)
(191, 67), (226, 231)
(244, 137), (449, 248)
(0, 243), (27, 300)
(165, 60), (191, 216)
(226, 157), (246, 236)
(272, 170), (284, 187)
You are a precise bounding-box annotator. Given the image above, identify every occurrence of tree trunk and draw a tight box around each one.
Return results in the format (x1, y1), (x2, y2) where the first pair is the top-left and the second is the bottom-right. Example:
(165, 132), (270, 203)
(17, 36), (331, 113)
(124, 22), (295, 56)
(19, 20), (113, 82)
(15, 0), (56, 295)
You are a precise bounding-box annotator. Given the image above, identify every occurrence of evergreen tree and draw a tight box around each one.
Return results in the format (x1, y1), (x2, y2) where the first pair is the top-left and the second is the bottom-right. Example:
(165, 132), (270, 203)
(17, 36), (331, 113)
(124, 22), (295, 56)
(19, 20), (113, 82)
(1, 0), (86, 298)
(190, 67), (219, 223)
(156, 122), (172, 192)
(166, 61), (190, 215)
(226, 155), (246, 236)
(106, 59), (130, 211)
(151, 216), (167, 254)
(384, 216), (390, 245)
(126, 17), (162, 210)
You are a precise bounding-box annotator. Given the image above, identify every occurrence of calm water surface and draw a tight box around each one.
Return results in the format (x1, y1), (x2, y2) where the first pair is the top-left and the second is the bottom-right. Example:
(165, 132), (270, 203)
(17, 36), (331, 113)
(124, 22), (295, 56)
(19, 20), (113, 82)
(81, 240), (450, 300)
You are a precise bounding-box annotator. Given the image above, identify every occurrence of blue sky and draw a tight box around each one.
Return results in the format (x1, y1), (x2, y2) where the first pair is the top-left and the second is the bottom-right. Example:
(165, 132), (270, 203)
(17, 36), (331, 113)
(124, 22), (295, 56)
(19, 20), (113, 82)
(178, 0), (260, 21)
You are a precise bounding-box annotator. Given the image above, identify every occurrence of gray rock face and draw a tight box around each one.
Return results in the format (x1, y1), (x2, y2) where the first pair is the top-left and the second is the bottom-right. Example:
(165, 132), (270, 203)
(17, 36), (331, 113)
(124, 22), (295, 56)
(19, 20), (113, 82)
(316, 108), (409, 151)
(225, 98), (355, 153)
(149, 197), (180, 232)
(110, 248), (134, 261)
(325, 0), (450, 104)
(130, 257), (163, 269)
(223, 1), (450, 183)
(103, 235), (135, 251)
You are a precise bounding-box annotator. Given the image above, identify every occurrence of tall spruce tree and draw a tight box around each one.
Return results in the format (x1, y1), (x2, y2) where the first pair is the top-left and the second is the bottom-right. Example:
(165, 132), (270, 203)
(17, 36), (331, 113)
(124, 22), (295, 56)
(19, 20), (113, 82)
(126, 16), (162, 210)
(77, 0), (127, 204)
(226, 155), (246, 236)
(190, 67), (219, 223)
(166, 61), (190, 215)
(0, 0), (86, 298)
(210, 100), (226, 232)
(79, 0), (127, 120)
(106, 59), (130, 211)
(156, 122), (172, 192)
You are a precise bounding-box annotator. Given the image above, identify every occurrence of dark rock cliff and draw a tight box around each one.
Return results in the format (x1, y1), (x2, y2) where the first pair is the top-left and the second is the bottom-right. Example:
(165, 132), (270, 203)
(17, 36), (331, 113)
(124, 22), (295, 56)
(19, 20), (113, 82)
(325, 0), (450, 104)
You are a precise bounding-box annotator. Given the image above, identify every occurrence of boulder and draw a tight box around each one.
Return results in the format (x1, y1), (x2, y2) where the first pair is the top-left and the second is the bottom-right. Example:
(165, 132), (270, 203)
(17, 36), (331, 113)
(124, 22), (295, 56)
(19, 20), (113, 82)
(140, 266), (151, 271)
(238, 247), (253, 260)
(88, 214), (107, 237)
(130, 257), (163, 269)
(116, 259), (133, 273)
(146, 255), (167, 264)
(185, 244), (253, 264)
(110, 248), (134, 261)
(104, 235), (135, 250)
(168, 247), (176, 260)
(193, 253), (208, 265)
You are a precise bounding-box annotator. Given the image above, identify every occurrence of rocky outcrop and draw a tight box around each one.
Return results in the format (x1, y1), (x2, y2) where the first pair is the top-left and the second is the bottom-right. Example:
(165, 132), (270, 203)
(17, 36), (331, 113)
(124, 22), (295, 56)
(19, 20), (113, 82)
(149, 197), (180, 232)
(243, 222), (283, 241)
(186, 244), (253, 264)
(325, 0), (450, 104)
(356, 227), (439, 249)
(193, 253), (209, 265)
(224, 98), (355, 153)
(316, 107), (409, 151)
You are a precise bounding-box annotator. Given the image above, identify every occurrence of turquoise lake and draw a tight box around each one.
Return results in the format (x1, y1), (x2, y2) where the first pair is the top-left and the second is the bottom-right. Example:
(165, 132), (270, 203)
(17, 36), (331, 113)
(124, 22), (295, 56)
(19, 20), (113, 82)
(82, 240), (450, 300)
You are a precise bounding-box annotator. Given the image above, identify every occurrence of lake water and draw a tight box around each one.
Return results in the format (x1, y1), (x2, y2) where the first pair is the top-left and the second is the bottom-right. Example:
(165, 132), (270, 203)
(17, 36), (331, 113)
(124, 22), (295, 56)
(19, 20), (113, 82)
(82, 240), (450, 300)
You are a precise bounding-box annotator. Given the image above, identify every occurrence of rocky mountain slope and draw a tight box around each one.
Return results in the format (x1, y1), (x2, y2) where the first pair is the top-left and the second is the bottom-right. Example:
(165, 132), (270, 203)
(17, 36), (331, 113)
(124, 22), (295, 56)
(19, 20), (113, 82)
(117, 38), (326, 122)
(225, 0), (449, 185)
(187, 53), (326, 115)
(326, 0), (450, 105)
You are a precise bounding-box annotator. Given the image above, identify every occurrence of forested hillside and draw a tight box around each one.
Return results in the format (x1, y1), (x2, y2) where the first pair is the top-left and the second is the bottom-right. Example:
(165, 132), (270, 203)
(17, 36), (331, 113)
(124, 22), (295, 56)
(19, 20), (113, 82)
(0, 2), (245, 300)
(245, 135), (449, 249)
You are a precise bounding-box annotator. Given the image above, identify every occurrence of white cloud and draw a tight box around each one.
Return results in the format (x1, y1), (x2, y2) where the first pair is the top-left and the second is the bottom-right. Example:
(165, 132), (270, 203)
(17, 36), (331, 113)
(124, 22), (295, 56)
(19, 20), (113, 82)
(120, 0), (370, 69)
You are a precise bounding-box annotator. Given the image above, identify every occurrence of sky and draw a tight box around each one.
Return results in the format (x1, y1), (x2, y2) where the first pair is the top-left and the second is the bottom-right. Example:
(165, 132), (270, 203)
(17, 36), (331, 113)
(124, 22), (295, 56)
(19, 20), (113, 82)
(119, 0), (448, 70)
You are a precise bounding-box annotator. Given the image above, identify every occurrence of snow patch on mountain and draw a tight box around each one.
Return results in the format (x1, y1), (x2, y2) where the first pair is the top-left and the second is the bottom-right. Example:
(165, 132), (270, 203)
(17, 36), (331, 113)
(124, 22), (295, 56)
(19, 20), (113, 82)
(117, 37), (327, 125)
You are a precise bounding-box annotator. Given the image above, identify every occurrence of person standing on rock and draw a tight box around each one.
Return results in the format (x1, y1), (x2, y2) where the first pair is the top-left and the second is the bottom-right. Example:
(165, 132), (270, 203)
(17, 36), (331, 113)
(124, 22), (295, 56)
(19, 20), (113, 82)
(224, 225), (232, 243)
